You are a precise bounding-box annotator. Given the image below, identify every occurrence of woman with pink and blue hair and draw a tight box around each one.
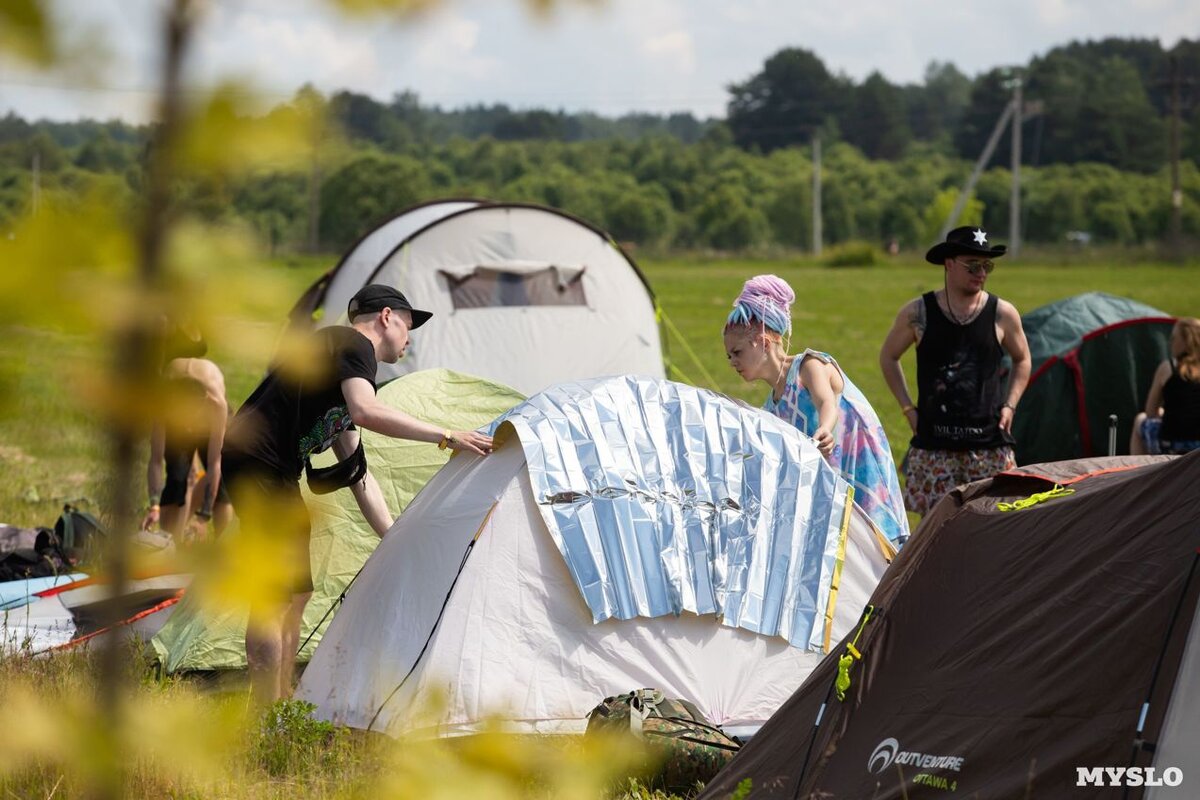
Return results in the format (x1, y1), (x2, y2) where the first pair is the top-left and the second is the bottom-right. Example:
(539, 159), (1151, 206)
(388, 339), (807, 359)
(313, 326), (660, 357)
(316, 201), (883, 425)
(723, 274), (909, 544)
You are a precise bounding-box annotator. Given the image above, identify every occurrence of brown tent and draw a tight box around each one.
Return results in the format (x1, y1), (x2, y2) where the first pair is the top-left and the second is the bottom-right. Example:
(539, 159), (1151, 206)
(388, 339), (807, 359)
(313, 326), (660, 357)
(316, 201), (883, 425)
(700, 453), (1200, 800)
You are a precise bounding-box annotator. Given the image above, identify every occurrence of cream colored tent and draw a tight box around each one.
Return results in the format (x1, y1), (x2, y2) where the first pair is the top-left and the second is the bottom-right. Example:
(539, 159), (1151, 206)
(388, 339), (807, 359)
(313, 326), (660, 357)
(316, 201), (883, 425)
(298, 376), (894, 738)
(293, 202), (664, 396)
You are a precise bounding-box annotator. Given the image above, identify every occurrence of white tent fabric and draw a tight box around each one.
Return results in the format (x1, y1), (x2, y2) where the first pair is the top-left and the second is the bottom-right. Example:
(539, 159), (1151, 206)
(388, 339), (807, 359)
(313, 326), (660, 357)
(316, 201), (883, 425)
(318, 200), (480, 327)
(1, 595), (75, 653)
(315, 204), (663, 396)
(298, 385), (891, 738)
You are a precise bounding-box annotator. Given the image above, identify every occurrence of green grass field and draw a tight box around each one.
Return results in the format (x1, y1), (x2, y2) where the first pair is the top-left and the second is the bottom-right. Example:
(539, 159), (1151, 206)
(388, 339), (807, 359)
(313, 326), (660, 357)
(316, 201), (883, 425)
(2, 252), (1199, 530)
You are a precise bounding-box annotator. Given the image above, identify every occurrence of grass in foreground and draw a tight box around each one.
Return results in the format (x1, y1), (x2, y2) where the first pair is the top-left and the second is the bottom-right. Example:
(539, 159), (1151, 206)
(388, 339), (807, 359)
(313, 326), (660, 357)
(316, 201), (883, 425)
(0, 642), (693, 799)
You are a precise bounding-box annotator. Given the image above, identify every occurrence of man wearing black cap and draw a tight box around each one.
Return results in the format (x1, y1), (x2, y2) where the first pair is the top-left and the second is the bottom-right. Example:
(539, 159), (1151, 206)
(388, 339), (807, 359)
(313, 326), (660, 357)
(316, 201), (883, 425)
(222, 283), (493, 704)
(878, 226), (1031, 517)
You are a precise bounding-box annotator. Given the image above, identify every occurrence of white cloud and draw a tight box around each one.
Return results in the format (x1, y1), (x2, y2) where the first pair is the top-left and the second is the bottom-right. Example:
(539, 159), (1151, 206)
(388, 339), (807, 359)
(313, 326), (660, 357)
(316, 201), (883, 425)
(194, 12), (382, 96)
(408, 9), (502, 82)
(642, 31), (696, 75)
(3, 0), (1198, 121)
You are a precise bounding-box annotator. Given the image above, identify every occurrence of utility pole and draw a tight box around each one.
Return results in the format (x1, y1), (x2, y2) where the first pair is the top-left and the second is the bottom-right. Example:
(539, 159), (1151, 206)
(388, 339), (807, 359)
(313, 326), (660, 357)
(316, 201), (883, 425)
(812, 135), (822, 256)
(1009, 76), (1023, 258)
(939, 101), (1015, 240)
(31, 150), (40, 215)
(1168, 55), (1182, 254)
(307, 147), (320, 253)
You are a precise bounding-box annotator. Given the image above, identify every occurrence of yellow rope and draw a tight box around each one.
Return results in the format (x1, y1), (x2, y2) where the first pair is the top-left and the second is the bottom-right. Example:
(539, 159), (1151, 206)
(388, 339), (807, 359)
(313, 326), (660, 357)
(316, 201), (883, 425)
(657, 304), (721, 389)
(666, 360), (701, 387)
(997, 484), (1075, 512)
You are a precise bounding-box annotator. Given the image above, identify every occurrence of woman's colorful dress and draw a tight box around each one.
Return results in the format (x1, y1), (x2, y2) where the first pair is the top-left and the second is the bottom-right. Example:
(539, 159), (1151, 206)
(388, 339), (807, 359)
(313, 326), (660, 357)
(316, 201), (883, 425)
(764, 349), (910, 544)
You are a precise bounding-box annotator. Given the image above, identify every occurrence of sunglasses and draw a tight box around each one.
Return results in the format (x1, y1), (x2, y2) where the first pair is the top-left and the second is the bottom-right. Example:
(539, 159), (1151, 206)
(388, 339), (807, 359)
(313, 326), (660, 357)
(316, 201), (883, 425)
(956, 258), (995, 275)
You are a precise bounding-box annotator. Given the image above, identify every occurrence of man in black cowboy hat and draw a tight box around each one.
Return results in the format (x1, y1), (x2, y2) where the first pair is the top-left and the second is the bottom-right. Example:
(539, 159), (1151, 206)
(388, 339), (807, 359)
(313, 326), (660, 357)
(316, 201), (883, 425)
(221, 283), (494, 705)
(878, 226), (1031, 517)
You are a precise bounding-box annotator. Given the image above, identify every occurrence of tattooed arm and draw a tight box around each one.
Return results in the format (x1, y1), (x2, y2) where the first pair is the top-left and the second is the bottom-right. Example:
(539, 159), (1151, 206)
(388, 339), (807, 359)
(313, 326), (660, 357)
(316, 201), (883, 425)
(879, 298), (923, 432)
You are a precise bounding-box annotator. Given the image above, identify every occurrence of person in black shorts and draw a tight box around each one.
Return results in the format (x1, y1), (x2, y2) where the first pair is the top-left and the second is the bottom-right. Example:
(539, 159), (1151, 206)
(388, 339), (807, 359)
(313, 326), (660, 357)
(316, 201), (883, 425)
(222, 284), (493, 704)
(142, 321), (232, 541)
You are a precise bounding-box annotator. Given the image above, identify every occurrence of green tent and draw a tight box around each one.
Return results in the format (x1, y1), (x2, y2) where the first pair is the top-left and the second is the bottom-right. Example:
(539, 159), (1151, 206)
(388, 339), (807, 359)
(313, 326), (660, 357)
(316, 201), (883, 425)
(150, 369), (524, 673)
(1013, 292), (1175, 466)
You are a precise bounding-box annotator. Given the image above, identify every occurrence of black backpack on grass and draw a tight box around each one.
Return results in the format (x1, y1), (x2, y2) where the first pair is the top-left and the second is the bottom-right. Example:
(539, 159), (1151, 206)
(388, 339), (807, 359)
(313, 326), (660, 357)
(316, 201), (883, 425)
(0, 524), (72, 581)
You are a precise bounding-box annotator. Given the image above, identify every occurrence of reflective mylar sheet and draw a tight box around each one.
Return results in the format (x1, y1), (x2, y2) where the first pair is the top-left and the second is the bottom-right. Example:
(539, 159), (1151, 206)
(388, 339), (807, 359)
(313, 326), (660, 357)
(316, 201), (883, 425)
(490, 376), (854, 650)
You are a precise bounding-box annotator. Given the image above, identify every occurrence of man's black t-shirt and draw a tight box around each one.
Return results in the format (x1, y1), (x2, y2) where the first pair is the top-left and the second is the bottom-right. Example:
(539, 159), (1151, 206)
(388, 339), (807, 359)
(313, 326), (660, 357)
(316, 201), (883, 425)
(224, 327), (377, 481)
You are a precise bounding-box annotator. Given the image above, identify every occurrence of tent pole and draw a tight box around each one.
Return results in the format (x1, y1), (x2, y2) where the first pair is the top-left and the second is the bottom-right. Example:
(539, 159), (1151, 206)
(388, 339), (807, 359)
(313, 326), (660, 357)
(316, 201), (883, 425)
(1121, 549), (1200, 799)
(296, 566), (365, 657)
(793, 603), (877, 799)
(791, 680), (837, 800)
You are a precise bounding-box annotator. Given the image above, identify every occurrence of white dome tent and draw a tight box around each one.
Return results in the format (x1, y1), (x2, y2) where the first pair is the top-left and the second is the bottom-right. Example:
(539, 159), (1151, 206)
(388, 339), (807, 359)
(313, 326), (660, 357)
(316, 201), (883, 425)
(293, 201), (665, 396)
(295, 199), (483, 330)
(296, 376), (894, 738)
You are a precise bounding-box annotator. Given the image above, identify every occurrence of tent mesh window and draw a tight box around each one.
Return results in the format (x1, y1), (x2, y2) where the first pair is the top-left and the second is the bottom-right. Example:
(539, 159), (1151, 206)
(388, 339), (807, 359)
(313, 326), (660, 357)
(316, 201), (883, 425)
(443, 267), (587, 309)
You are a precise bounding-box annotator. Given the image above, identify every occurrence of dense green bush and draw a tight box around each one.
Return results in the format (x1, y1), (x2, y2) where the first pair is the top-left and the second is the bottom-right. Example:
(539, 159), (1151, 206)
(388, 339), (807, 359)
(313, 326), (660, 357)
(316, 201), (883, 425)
(823, 241), (881, 267)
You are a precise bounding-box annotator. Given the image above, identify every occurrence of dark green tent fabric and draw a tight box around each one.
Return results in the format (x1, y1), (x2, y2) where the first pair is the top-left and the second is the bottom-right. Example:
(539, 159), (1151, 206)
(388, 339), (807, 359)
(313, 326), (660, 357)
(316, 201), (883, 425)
(1013, 293), (1174, 465)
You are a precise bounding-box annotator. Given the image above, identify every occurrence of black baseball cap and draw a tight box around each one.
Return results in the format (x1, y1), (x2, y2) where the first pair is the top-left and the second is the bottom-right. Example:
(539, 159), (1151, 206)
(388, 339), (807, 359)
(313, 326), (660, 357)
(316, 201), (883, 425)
(347, 284), (432, 328)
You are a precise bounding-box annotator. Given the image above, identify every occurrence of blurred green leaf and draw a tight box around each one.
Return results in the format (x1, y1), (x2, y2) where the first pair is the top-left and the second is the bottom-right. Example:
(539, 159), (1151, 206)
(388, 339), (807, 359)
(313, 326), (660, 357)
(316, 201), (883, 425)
(0, 0), (56, 66)
(175, 82), (322, 179)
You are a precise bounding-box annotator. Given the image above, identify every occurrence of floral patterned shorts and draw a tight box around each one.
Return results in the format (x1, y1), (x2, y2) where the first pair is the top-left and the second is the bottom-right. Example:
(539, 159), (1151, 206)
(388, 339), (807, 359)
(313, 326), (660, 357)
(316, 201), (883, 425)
(902, 445), (1016, 516)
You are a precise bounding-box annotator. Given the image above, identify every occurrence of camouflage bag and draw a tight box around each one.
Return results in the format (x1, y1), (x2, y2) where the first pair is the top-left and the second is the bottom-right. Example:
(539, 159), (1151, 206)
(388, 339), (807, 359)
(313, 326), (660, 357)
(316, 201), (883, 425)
(585, 688), (741, 794)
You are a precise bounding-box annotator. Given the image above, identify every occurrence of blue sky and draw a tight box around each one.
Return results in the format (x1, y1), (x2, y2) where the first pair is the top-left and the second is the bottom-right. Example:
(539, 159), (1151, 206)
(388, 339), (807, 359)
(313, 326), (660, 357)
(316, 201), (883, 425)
(1, 0), (1196, 122)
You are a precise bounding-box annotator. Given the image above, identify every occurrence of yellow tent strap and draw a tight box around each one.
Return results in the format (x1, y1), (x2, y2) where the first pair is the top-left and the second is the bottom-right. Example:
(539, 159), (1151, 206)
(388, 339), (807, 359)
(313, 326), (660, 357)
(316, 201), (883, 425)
(997, 484), (1075, 512)
(823, 486), (855, 653)
(835, 604), (874, 702)
(657, 302), (721, 389)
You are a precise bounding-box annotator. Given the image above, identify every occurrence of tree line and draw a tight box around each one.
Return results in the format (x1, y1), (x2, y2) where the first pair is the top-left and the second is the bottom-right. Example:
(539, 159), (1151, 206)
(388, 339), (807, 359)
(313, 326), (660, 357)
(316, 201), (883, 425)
(729, 37), (1200, 171)
(0, 36), (1196, 254)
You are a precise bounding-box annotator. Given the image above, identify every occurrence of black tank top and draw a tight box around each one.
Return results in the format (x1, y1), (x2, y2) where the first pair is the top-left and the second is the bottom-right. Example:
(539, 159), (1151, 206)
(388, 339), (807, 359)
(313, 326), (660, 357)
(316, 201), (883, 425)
(1161, 360), (1200, 441)
(913, 291), (1010, 450)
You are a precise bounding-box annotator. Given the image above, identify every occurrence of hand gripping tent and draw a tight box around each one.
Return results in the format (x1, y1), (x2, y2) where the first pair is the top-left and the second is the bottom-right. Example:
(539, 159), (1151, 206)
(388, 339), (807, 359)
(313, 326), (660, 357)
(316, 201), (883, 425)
(297, 376), (894, 737)
(699, 452), (1200, 800)
(1013, 292), (1175, 465)
(150, 369), (524, 673)
(292, 200), (665, 396)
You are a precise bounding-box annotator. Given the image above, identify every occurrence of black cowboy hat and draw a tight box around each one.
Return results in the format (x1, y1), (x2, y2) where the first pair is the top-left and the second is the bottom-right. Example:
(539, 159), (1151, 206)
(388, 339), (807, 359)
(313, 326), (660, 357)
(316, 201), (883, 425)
(925, 225), (1007, 264)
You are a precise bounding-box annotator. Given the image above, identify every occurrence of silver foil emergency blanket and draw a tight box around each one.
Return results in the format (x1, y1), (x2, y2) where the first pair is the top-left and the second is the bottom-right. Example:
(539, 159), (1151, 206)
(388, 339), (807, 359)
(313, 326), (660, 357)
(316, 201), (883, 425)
(490, 376), (853, 650)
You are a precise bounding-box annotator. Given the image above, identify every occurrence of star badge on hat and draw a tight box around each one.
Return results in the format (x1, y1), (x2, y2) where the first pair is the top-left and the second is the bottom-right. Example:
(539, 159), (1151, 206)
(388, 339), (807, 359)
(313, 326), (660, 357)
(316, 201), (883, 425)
(972, 229), (988, 245)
